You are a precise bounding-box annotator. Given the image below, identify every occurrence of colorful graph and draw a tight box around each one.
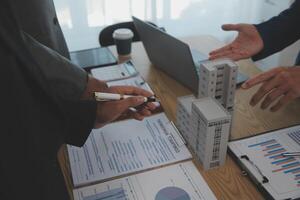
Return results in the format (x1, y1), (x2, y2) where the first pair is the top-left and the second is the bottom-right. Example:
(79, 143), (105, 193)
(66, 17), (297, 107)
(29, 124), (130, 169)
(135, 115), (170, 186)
(288, 130), (300, 146)
(83, 188), (126, 200)
(248, 131), (300, 188)
(155, 187), (191, 200)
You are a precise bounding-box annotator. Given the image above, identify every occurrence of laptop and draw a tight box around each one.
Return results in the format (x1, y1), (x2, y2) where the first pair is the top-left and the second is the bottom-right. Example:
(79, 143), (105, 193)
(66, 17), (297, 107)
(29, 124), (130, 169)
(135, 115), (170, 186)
(132, 16), (248, 95)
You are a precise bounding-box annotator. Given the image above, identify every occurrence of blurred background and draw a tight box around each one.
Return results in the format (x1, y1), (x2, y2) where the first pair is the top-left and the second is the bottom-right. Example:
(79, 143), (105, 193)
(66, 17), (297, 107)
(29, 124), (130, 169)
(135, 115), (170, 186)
(54, 0), (300, 71)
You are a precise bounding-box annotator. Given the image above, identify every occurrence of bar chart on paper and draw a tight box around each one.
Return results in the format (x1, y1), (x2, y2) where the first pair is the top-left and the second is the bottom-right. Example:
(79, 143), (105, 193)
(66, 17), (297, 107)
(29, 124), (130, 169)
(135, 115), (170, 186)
(73, 161), (217, 200)
(229, 125), (300, 200)
(82, 187), (126, 200)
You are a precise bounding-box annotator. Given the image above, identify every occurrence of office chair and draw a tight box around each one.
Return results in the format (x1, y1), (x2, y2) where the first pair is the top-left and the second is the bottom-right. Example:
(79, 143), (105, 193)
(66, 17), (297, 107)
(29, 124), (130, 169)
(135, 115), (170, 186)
(99, 21), (163, 47)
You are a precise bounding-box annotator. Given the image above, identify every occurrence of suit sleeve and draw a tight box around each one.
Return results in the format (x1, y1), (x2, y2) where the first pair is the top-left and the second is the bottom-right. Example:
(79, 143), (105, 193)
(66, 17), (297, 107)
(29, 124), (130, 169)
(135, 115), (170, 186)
(21, 31), (97, 146)
(252, 0), (300, 61)
(61, 100), (97, 146)
(22, 32), (88, 100)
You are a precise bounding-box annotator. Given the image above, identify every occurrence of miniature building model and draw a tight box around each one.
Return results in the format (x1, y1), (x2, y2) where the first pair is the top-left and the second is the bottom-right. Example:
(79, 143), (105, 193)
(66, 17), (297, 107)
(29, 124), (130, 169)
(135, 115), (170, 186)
(177, 96), (231, 170)
(176, 95), (196, 149)
(198, 58), (238, 113)
(191, 97), (231, 170)
(176, 59), (237, 170)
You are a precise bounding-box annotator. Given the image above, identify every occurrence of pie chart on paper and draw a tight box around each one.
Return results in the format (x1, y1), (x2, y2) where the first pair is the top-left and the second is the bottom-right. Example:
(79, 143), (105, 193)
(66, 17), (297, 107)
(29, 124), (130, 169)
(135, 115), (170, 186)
(155, 186), (191, 200)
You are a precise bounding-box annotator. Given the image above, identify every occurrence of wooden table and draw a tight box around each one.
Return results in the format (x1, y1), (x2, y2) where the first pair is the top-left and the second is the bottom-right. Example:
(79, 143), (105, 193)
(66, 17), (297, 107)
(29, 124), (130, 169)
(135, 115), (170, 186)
(59, 35), (300, 200)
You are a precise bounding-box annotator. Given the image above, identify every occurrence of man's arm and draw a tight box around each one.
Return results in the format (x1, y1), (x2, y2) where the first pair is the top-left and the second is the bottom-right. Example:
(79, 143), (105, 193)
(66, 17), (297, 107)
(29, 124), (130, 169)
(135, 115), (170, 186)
(22, 32), (88, 100)
(60, 100), (97, 146)
(253, 0), (300, 61)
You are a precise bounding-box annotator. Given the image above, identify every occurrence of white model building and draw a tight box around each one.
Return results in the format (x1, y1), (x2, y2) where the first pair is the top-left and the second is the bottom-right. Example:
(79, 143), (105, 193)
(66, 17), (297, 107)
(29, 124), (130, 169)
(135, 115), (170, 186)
(176, 95), (196, 149)
(176, 59), (236, 170)
(177, 96), (231, 170)
(198, 58), (238, 113)
(191, 97), (231, 170)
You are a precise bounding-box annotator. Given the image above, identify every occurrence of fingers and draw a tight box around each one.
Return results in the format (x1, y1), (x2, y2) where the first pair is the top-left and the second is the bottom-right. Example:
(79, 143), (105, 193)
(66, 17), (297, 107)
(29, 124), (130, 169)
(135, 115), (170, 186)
(209, 49), (247, 61)
(249, 75), (282, 106)
(132, 112), (144, 120)
(145, 102), (157, 110)
(209, 48), (232, 60)
(209, 44), (232, 57)
(270, 92), (296, 112)
(244, 67), (299, 111)
(116, 97), (156, 120)
(222, 24), (242, 31)
(127, 110), (145, 121)
(260, 85), (289, 109)
(95, 85), (158, 126)
(81, 76), (108, 100)
(209, 24), (247, 60)
(242, 67), (285, 89)
(209, 24), (241, 58)
(108, 85), (153, 97)
(138, 108), (152, 116)
(117, 96), (146, 114)
(124, 106), (152, 121)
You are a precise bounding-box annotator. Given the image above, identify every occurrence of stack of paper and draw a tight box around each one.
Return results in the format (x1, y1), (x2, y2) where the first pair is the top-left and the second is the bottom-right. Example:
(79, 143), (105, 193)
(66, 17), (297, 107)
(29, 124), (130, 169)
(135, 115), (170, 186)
(66, 62), (217, 200)
(73, 161), (217, 200)
(68, 113), (192, 186)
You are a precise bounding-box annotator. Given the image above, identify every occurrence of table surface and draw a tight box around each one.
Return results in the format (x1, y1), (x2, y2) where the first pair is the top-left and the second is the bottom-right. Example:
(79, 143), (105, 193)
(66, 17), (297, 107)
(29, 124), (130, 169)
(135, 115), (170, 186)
(59, 35), (300, 200)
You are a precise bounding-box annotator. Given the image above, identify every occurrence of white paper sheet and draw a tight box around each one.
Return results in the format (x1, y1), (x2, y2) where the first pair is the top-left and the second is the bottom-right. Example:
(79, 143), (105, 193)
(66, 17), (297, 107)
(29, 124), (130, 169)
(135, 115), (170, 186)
(91, 61), (138, 82)
(229, 125), (300, 200)
(107, 75), (152, 91)
(73, 161), (217, 200)
(68, 113), (192, 186)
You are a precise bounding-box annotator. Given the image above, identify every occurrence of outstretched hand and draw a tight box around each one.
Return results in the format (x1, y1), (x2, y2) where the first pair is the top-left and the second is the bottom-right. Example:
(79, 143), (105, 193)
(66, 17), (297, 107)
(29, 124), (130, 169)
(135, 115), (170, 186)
(241, 66), (300, 112)
(209, 24), (264, 61)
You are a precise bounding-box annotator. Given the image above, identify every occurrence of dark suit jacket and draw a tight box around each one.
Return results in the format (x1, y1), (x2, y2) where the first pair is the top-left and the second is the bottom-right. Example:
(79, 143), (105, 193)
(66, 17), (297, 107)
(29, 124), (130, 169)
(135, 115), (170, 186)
(13, 0), (88, 101)
(252, 0), (300, 65)
(15, 0), (70, 58)
(0, 1), (96, 199)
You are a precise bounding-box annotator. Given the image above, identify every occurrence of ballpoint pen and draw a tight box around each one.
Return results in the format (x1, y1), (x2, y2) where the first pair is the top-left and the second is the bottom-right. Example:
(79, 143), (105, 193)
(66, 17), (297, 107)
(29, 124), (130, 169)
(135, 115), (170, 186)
(94, 92), (159, 103)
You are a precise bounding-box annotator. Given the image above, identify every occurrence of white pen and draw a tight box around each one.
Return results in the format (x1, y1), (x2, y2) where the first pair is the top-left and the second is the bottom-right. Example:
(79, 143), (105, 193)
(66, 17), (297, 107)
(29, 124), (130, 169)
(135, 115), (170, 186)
(282, 152), (300, 157)
(94, 92), (158, 103)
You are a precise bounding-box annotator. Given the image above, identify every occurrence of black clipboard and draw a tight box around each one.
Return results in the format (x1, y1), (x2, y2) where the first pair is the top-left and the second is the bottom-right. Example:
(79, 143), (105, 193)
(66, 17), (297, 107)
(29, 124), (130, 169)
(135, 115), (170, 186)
(228, 124), (300, 200)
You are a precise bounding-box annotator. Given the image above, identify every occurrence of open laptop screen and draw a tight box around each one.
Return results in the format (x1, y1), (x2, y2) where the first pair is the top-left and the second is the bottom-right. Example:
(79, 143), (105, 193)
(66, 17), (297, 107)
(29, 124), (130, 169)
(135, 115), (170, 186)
(133, 16), (199, 94)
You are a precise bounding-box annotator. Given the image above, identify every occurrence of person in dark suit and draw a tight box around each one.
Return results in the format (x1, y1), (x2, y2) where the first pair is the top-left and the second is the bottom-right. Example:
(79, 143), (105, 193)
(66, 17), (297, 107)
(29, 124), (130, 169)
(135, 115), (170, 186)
(14, 0), (90, 101)
(16, 0), (69, 58)
(0, 1), (155, 200)
(209, 0), (300, 112)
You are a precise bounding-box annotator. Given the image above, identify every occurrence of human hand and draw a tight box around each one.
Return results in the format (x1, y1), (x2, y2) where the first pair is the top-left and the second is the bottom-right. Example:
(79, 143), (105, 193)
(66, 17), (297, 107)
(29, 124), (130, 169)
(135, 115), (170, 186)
(94, 85), (157, 128)
(81, 75), (109, 100)
(209, 24), (263, 61)
(241, 66), (300, 112)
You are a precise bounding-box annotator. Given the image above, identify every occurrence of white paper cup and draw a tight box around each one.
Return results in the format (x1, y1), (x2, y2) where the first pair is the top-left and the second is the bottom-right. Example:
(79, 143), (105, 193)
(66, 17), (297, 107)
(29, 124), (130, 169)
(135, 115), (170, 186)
(113, 28), (134, 55)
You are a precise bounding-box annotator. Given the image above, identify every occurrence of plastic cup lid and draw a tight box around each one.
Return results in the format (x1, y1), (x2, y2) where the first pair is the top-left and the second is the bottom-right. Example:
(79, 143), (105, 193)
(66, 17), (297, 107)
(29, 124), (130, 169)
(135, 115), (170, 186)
(113, 28), (134, 40)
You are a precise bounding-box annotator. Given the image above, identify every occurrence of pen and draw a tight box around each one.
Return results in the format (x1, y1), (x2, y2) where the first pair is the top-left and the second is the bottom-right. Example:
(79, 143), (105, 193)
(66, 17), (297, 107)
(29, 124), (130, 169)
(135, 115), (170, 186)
(94, 92), (158, 103)
(282, 152), (300, 157)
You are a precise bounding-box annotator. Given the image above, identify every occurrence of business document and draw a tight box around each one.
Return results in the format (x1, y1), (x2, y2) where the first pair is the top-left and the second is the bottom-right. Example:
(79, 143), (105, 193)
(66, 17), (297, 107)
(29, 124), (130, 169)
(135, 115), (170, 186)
(73, 161), (217, 200)
(68, 113), (192, 186)
(91, 61), (138, 82)
(107, 75), (151, 91)
(229, 125), (300, 200)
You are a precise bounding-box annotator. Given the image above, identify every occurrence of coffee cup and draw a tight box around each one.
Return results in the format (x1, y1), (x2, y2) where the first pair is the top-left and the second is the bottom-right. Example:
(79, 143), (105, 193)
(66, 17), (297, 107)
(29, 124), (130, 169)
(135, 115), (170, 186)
(113, 28), (134, 56)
